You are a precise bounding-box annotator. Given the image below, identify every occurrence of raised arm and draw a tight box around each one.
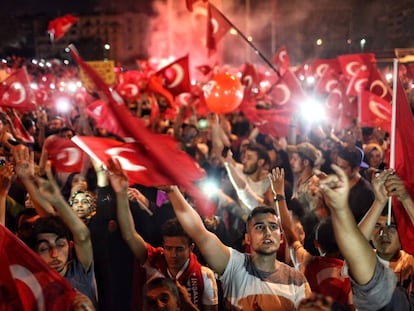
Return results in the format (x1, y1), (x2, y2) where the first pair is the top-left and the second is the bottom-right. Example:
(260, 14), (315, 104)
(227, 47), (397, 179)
(106, 158), (148, 265)
(36, 162), (93, 271)
(13, 145), (55, 216)
(166, 185), (230, 275)
(358, 169), (390, 239)
(0, 163), (14, 225)
(319, 164), (377, 285)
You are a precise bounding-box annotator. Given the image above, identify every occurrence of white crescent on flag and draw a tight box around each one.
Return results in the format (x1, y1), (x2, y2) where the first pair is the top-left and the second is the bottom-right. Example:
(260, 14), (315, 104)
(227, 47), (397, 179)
(57, 147), (81, 166)
(3, 82), (26, 105)
(167, 64), (184, 89)
(369, 99), (391, 120)
(10, 264), (45, 311)
(273, 84), (290, 106)
(345, 61), (360, 77)
(105, 147), (147, 171)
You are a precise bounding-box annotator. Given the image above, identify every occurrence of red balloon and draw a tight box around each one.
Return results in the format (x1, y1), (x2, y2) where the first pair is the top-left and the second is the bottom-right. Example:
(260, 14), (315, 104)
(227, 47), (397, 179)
(203, 73), (244, 114)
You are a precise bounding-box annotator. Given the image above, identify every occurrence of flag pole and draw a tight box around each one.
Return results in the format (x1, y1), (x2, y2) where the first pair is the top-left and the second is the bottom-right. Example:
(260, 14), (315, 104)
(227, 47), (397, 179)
(388, 58), (399, 225)
(211, 3), (280, 77)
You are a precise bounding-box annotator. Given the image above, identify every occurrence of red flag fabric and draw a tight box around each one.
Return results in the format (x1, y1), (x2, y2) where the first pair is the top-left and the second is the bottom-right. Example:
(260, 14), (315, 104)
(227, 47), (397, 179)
(337, 53), (376, 81)
(0, 224), (77, 310)
(367, 66), (393, 102)
(314, 68), (341, 95)
(324, 84), (348, 128)
(85, 100), (127, 137)
(345, 66), (370, 96)
(72, 136), (203, 187)
(207, 3), (231, 56)
(69, 46), (212, 216)
(45, 138), (85, 173)
(11, 113), (35, 144)
(156, 55), (192, 96)
(310, 59), (340, 80)
(272, 46), (290, 75)
(358, 90), (391, 132)
(185, 0), (208, 12)
(146, 74), (175, 108)
(393, 79), (414, 254)
(0, 68), (36, 111)
(47, 14), (79, 41)
(240, 70), (307, 138)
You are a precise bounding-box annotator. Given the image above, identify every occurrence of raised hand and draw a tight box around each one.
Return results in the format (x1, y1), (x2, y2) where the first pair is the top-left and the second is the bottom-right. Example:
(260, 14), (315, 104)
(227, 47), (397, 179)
(13, 144), (35, 179)
(384, 172), (411, 202)
(318, 164), (350, 212)
(371, 169), (392, 204)
(106, 157), (128, 193)
(268, 167), (285, 196)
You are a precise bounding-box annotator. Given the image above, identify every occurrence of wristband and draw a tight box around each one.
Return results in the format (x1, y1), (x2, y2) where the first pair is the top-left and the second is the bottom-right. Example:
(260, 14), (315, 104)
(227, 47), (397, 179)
(274, 194), (285, 202)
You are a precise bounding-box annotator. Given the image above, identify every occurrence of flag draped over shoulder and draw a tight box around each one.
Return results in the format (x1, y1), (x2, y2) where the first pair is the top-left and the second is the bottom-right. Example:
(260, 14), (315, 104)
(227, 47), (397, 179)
(69, 46), (211, 216)
(0, 68), (36, 111)
(0, 224), (77, 311)
(393, 79), (414, 254)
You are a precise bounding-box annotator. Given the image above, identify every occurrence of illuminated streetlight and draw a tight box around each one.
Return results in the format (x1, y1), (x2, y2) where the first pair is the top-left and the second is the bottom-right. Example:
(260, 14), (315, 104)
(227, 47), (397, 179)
(360, 38), (366, 51)
(316, 38), (323, 46)
(104, 43), (111, 51)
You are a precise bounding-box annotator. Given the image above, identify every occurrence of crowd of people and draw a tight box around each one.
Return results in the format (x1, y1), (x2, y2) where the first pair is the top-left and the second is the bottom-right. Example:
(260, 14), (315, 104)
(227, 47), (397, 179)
(0, 54), (414, 311)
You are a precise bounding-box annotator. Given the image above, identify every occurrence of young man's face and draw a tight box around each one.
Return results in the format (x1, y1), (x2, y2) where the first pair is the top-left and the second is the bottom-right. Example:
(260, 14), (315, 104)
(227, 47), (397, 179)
(163, 236), (192, 273)
(336, 157), (358, 181)
(371, 216), (401, 260)
(289, 152), (305, 174)
(245, 213), (281, 256)
(242, 150), (260, 175)
(35, 233), (70, 275)
(143, 285), (180, 311)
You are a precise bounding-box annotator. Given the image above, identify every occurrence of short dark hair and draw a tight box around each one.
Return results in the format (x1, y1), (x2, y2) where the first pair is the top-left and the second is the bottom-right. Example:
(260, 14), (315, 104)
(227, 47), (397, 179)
(246, 205), (278, 228)
(337, 146), (363, 169)
(245, 142), (270, 166)
(315, 217), (338, 253)
(30, 216), (72, 249)
(161, 218), (192, 245)
(143, 277), (180, 307)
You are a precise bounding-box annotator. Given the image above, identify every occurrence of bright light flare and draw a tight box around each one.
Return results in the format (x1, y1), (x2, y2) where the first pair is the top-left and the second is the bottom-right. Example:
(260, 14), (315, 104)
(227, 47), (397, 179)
(306, 76), (316, 85)
(300, 98), (326, 124)
(55, 97), (71, 114)
(200, 179), (219, 198)
(385, 73), (393, 81)
(67, 81), (78, 93)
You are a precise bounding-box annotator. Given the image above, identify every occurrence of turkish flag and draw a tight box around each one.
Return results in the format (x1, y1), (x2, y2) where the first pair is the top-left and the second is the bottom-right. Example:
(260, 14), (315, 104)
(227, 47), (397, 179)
(0, 68), (36, 111)
(337, 53), (376, 81)
(72, 136), (203, 187)
(367, 66), (393, 102)
(392, 79), (414, 254)
(85, 99), (127, 137)
(156, 55), (192, 96)
(47, 14), (79, 41)
(10, 112), (34, 144)
(69, 46), (212, 216)
(358, 90), (391, 132)
(272, 46), (290, 75)
(240, 70), (306, 138)
(45, 138), (85, 173)
(345, 66), (370, 96)
(146, 74), (175, 108)
(0, 224), (77, 310)
(324, 83), (348, 128)
(310, 58), (341, 79)
(207, 3), (231, 56)
(314, 68), (341, 95)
